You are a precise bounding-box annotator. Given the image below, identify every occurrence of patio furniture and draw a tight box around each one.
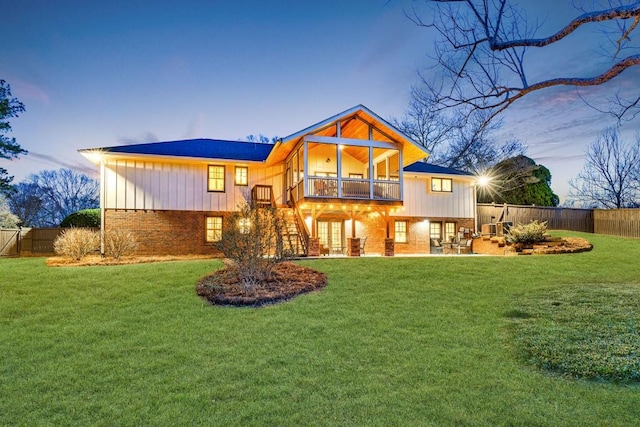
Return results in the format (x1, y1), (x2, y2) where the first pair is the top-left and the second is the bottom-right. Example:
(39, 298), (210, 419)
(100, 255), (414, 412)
(431, 238), (443, 254)
(360, 237), (367, 255)
(458, 239), (473, 254)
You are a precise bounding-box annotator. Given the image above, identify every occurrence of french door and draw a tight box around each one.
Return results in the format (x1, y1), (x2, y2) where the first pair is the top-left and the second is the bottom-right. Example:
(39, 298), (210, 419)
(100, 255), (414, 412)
(317, 220), (344, 254)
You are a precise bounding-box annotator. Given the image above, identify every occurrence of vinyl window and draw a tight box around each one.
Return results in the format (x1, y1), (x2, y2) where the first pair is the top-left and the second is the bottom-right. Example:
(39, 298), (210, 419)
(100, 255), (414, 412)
(235, 166), (248, 186)
(395, 220), (408, 243)
(431, 177), (452, 193)
(208, 165), (225, 192)
(205, 216), (223, 242)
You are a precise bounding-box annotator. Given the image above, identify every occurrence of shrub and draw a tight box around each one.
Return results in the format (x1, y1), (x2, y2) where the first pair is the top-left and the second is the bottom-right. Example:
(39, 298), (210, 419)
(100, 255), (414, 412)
(215, 200), (289, 290)
(105, 228), (137, 259)
(53, 228), (100, 260)
(60, 209), (101, 228)
(506, 220), (548, 244)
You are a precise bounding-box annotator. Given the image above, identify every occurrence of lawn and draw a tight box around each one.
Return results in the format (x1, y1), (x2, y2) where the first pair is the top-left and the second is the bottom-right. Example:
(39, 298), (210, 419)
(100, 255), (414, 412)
(1, 231), (640, 426)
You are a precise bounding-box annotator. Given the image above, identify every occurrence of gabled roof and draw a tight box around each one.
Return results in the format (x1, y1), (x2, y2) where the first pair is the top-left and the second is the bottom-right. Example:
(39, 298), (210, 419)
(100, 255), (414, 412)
(79, 138), (274, 163)
(266, 104), (429, 166)
(404, 162), (474, 177)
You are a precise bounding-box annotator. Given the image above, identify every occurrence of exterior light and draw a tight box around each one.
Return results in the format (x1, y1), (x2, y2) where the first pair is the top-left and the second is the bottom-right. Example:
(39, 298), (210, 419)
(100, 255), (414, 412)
(477, 175), (491, 187)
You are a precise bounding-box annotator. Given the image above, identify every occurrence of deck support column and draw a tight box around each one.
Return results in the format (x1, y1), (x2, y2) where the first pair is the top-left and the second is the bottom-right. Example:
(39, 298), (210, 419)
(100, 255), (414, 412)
(308, 237), (320, 257)
(347, 238), (361, 257)
(384, 238), (395, 257)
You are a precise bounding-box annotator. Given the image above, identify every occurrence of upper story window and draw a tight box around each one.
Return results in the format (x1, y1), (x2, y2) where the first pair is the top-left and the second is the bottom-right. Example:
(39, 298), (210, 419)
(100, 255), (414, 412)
(208, 165), (225, 192)
(395, 220), (408, 243)
(431, 177), (452, 193)
(235, 166), (248, 186)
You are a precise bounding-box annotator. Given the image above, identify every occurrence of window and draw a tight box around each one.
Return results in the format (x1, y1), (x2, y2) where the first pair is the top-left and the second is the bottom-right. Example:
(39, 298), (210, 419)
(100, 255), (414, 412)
(430, 222), (442, 240)
(349, 173), (364, 179)
(208, 165), (225, 192)
(235, 166), (248, 186)
(445, 222), (456, 242)
(238, 218), (251, 234)
(431, 177), (452, 192)
(395, 220), (408, 243)
(205, 216), (222, 242)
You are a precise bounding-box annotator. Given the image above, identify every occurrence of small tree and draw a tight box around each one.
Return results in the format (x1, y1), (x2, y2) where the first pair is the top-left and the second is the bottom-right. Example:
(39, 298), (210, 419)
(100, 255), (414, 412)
(215, 200), (289, 290)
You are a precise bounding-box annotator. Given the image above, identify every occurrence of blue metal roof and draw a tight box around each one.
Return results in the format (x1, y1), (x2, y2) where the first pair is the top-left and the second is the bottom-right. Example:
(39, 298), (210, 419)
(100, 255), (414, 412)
(93, 139), (274, 162)
(404, 162), (473, 176)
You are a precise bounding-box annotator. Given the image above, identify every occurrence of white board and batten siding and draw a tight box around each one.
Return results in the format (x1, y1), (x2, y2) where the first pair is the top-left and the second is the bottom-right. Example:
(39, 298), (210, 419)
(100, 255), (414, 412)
(400, 175), (475, 218)
(103, 158), (284, 211)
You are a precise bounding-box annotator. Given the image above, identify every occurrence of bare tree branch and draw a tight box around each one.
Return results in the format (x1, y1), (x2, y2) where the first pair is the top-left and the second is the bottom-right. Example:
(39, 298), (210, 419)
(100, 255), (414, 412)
(410, 0), (640, 128)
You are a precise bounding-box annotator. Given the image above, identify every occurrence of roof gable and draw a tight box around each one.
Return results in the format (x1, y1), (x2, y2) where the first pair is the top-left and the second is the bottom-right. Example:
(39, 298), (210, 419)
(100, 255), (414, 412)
(267, 105), (429, 166)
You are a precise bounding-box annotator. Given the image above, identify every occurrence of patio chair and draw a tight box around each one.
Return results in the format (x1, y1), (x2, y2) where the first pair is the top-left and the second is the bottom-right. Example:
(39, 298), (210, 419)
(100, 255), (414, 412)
(458, 239), (473, 254)
(359, 237), (367, 255)
(431, 238), (443, 254)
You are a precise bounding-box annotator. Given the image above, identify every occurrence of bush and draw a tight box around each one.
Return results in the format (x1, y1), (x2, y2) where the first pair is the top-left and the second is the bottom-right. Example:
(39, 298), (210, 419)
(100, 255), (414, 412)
(60, 209), (101, 227)
(506, 220), (548, 244)
(53, 228), (100, 260)
(215, 200), (289, 290)
(105, 228), (137, 259)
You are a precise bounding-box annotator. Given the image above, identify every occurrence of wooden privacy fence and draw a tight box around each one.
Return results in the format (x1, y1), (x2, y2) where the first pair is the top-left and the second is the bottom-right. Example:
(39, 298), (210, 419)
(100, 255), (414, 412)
(477, 204), (595, 233)
(594, 209), (640, 238)
(0, 228), (70, 257)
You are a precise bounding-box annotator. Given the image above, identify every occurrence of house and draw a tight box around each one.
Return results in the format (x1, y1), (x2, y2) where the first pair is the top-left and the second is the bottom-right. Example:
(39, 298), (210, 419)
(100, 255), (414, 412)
(79, 105), (477, 256)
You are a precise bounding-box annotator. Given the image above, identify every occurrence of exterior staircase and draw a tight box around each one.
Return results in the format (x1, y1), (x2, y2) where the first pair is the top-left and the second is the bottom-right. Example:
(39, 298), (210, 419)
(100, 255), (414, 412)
(282, 209), (308, 257)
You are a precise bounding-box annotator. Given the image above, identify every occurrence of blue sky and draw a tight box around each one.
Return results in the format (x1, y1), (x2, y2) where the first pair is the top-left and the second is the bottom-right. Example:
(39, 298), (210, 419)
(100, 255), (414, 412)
(2, 0), (639, 203)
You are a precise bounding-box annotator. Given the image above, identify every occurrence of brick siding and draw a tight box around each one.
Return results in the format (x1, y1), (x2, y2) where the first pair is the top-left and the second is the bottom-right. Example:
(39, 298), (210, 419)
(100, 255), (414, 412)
(105, 209), (228, 256)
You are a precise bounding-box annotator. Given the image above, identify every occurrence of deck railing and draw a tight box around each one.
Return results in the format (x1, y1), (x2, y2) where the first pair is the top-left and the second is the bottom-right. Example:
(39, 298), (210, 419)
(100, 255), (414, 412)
(306, 176), (400, 200)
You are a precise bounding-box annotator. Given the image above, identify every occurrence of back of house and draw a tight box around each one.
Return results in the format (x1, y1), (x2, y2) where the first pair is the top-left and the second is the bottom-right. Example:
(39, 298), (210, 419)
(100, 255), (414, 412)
(79, 105), (476, 256)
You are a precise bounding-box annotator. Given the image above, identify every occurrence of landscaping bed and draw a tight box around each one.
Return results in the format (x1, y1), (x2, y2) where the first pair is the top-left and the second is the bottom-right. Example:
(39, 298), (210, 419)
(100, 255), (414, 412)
(196, 261), (327, 307)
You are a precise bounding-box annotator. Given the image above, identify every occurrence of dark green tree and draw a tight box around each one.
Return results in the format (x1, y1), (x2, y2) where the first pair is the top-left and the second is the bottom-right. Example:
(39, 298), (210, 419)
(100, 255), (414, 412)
(0, 79), (27, 195)
(478, 155), (559, 207)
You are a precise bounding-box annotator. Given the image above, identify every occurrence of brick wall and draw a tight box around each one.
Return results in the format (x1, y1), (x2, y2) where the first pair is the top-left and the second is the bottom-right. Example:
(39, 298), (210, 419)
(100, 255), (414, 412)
(105, 208), (475, 257)
(105, 209), (228, 256)
(353, 215), (474, 255)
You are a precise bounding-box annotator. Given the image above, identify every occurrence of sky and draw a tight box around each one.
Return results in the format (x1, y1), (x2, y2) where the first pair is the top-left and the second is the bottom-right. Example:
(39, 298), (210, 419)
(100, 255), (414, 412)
(2, 0), (639, 204)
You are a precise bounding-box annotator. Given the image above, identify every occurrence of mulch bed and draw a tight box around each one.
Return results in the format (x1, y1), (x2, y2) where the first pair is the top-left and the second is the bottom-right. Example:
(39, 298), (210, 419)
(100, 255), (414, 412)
(196, 262), (327, 307)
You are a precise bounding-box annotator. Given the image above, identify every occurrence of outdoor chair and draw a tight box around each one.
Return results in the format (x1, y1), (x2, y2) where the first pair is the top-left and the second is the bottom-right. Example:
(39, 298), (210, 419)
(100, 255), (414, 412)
(359, 237), (367, 255)
(458, 239), (473, 254)
(431, 238), (443, 254)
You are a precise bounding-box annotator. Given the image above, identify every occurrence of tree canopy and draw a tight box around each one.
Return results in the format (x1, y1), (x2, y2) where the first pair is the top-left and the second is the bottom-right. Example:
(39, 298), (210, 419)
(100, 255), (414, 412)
(478, 155), (559, 206)
(8, 169), (99, 227)
(567, 128), (640, 208)
(0, 79), (27, 195)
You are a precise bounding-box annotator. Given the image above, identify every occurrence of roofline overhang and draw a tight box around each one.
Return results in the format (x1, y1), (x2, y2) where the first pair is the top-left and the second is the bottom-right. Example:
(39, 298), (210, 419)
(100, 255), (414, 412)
(78, 149), (269, 166)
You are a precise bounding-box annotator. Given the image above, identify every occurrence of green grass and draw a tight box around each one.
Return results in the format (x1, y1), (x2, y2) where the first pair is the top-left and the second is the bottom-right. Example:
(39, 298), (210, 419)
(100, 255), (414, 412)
(1, 231), (640, 425)
(508, 284), (640, 382)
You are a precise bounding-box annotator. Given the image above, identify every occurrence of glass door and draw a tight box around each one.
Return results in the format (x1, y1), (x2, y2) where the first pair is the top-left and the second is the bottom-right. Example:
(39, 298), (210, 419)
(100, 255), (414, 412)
(317, 220), (344, 254)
